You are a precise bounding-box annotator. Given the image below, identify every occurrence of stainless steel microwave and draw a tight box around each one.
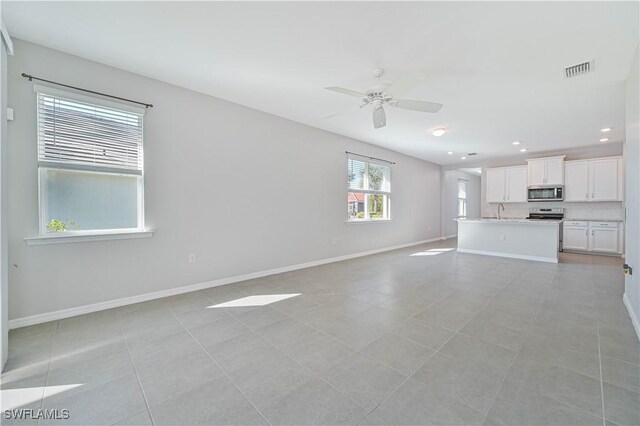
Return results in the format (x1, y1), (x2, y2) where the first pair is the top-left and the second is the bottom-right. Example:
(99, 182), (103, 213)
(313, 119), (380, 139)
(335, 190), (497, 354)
(527, 186), (564, 202)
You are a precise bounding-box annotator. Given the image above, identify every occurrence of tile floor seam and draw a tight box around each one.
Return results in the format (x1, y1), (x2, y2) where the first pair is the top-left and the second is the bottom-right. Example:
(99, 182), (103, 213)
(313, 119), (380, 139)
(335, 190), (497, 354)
(109, 409), (149, 426)
(443, 270), (546, 425)
(596, 315), (607, 426)
(355, 330), (459, 425)
(380, 316), (453, 352)
(165, 304), (274, 426)
(482, 266), (610, 425)
(36, 320), (58, 426)
(231, 311), (377, 423)
(479, 281), (550, 425)
(118, 318), (156, 426)
(353, 332), (440, 377)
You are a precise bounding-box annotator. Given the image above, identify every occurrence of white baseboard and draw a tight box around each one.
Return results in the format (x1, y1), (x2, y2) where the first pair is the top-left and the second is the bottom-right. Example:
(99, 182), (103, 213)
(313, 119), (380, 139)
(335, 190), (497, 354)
(443, 234), (457, 239)
(456, 248), (558, 264)
(623, 292), (640, 341)
(9, 237), (442, 329)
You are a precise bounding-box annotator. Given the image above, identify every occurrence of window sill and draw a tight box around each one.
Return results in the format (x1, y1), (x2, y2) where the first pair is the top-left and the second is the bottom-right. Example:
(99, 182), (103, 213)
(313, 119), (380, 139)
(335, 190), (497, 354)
(25, 230), (154, 245)
(346, 219), (392, 224)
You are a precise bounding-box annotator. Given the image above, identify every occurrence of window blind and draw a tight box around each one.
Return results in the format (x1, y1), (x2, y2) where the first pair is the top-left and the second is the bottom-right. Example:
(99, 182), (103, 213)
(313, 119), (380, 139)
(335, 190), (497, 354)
(348, 156), (390, 194)
(37, 92), (143, 175)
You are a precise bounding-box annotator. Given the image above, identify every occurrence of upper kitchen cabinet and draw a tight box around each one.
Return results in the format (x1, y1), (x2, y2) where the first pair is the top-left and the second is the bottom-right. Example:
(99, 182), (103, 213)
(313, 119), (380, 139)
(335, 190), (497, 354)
(564, 156), (623, 202)
(485, 165), (527, 203)
(486, 168), (506, 203)
(505, 166), (528, 202)
(590, 157), (622, 201)
(527, 156), (565, 186)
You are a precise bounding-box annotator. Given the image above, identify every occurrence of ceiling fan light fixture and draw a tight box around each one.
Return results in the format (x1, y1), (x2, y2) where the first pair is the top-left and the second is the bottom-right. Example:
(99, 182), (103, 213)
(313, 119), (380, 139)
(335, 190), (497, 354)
(372, 105), (386, 129)
(432, 128), (447, 137)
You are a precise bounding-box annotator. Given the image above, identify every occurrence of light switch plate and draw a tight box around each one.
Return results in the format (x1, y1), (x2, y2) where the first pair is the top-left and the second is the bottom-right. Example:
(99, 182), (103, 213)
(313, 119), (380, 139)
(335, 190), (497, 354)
(6, 108), (14, 121)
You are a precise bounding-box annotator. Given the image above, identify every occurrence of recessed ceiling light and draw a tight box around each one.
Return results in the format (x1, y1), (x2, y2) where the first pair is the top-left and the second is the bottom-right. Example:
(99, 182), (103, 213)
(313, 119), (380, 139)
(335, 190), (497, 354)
(447, 151), (453, 155)
(601, 128), (612, 132)
(600, 138), (609, 142)
(520, 148), (527, 152)
(432, 128), (447, 137)
(512, 141), (521, 145)
(460, 156), (466, 160)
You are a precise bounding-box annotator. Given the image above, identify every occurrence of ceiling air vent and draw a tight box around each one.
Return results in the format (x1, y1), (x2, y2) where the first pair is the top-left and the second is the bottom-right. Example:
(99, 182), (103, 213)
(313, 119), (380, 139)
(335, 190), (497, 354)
(565, 60), (593, 78)
(467, 153), (478, 156)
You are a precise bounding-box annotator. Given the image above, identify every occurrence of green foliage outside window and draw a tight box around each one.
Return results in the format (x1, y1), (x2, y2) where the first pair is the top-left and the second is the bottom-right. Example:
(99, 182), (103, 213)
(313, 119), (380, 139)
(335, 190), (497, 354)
(47, 219), (80, 232)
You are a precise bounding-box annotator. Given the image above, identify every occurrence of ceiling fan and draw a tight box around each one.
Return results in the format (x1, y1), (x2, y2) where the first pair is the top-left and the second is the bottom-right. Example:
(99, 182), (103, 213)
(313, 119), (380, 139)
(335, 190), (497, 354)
(324, 68), (443, 129)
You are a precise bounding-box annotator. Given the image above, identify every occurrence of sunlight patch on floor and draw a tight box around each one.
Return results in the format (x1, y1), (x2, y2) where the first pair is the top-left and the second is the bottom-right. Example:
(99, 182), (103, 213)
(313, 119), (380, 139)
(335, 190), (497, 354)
(208, 294), (301, 308)
(1, 384), (82, 410)
(410, 248), (455, 256)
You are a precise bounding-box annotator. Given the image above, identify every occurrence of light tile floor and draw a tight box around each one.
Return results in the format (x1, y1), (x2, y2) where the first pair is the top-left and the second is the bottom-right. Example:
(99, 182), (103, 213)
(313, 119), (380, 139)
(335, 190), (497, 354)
(2, 239), (639, 425)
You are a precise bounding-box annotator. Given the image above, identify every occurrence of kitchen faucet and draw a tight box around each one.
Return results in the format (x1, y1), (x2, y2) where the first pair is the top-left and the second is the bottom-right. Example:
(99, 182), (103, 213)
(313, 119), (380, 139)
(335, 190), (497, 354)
(498, 203), (505, 220)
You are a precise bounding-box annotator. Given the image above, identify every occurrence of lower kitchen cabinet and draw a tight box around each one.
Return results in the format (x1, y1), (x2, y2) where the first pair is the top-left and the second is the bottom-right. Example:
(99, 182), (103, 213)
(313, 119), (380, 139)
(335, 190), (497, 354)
(589, 222), (621, 253)
(563, 221), (623, 255)
(563, 222), (589, 251)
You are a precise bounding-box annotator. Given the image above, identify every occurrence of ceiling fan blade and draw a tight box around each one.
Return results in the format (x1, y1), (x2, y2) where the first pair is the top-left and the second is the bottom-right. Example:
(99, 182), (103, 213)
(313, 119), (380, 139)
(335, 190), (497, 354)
(373, 106), (386, 129)
(325, 86), (366, 98)
(391, 71), (428, 95)
(391, 99), (443, 113)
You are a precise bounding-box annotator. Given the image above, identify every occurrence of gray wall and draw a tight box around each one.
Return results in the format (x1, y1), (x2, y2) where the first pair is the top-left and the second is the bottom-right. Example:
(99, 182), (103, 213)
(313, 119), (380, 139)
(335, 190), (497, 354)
(443, 170), (480, 237)
(7, 40), (442, 321)
(624, 47), (639, 336)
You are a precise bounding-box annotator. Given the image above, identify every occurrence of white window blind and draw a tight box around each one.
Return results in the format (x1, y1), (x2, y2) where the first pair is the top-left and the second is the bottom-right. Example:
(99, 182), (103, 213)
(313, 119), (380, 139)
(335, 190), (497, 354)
(348, 156), (391, 194)
(37, 91), (144, 175)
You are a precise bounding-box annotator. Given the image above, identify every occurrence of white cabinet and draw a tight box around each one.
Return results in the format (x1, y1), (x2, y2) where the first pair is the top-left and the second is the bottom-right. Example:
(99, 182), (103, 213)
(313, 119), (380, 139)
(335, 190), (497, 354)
(564, 157), (622, 202)
(527, 156), (565, 186)
(485, 166), (527, 203)
(564, 161), (589, 201)
(590, 227), (619, 253)
(590, 158), (621, 201)
(486, 168), (506, 203)
(506, 166), (528, 202)
(563, 221), (589, 251)
(563, 220), (623, 254)
(546, 158), (565, 186)
(528, 160), (547, 186)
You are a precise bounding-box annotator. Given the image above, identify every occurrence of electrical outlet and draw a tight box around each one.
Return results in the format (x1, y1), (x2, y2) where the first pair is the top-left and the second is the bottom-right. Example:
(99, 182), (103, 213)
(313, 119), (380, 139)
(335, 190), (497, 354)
(188, 254), (196, 264)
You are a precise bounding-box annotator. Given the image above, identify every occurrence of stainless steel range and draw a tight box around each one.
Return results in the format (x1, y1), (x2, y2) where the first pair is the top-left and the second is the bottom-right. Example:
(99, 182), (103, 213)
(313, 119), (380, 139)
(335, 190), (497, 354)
(528, 208), (564, 252)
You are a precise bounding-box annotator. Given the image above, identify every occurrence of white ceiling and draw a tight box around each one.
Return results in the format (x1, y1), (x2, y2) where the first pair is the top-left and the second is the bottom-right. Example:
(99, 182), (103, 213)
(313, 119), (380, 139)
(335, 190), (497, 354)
(3, 1), (639, 165)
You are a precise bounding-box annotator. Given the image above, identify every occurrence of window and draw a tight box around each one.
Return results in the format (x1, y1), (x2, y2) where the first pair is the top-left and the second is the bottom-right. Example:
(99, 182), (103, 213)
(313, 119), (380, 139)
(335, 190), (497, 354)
(36, 86), (145, 235)
(347, 155), (391, 221)
(458, 180), (467, 218)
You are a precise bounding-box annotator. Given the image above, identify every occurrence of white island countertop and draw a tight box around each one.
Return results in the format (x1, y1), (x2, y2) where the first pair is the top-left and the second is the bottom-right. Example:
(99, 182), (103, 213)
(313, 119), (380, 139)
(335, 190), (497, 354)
(457, 218), (562, 225)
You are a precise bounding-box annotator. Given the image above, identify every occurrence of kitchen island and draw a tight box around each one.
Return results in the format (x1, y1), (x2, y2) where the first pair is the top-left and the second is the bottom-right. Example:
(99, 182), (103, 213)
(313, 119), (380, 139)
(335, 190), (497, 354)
(457, 219), (561, 263)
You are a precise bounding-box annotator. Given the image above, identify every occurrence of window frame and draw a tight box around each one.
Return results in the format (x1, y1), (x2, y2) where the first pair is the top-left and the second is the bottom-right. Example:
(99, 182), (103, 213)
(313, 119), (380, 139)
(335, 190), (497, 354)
(346, 155), (392, 223)
(34, 85), (146, 237)
(457, 180), (467, 218)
